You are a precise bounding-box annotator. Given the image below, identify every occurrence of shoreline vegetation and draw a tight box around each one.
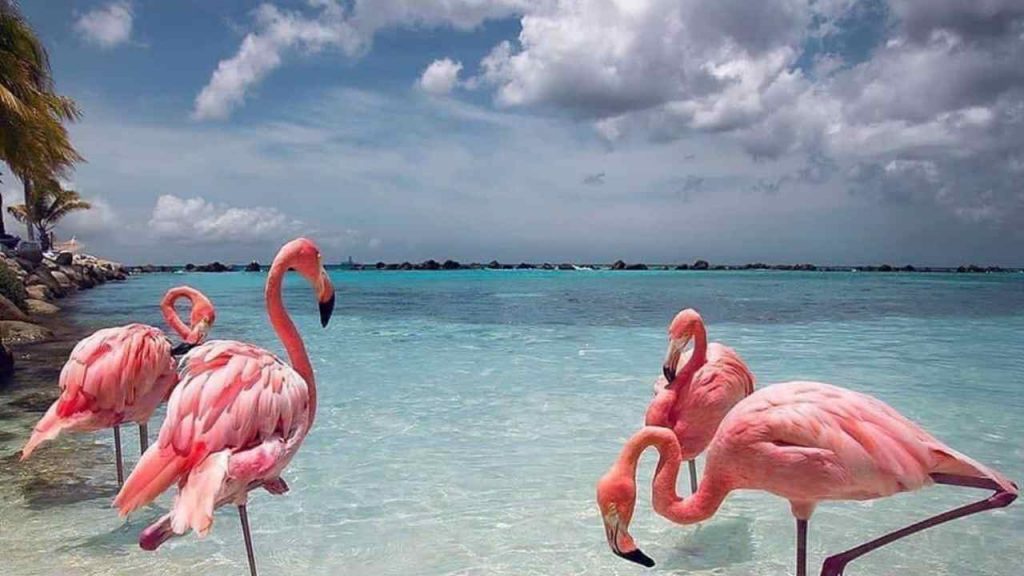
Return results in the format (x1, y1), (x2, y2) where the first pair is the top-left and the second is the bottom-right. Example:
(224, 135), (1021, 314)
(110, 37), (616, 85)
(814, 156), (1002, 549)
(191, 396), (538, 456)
(129, 258), (1023, 274)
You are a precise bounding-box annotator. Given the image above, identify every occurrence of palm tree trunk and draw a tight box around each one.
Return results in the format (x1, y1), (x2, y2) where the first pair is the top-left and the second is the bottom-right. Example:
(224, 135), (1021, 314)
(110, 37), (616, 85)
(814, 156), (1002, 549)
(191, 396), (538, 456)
(23, 178), (35, 242)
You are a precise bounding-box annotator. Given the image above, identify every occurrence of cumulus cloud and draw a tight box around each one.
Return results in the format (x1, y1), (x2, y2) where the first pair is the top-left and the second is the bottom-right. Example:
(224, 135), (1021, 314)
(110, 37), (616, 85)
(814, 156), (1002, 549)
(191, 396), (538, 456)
(61, 196), (119, 237)
(193, 0), (523, 120)
(418, 58), (463, 95)
(74, 1), (134, 49)
(147, 194), (304, 243)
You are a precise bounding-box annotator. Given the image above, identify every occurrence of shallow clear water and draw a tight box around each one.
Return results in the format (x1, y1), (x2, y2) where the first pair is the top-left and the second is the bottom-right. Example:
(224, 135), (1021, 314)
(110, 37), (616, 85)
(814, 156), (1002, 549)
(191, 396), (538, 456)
(2, 270), (1022, 576)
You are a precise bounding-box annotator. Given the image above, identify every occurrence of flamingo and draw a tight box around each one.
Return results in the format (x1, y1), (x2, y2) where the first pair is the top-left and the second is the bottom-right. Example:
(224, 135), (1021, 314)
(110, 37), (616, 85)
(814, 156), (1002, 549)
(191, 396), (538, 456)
(113, 238), (335, 576)
(597, 382), (1018, 575)
(645, 308), (754, 494)
(20, 286), (216, 485)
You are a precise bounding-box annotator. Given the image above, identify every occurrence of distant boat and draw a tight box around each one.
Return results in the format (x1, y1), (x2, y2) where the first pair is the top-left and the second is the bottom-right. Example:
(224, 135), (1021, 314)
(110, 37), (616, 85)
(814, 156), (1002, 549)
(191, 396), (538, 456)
(338, 256), (357, 270)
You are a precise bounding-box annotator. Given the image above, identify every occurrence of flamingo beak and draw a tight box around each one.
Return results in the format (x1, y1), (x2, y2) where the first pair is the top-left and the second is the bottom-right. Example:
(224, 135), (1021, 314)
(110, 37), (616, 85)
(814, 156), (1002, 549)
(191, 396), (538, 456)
(603, 509), (655, 568)
(662, 336), (687, 387)
(317, 269), (335, 328)
(171, 341), (196, 356)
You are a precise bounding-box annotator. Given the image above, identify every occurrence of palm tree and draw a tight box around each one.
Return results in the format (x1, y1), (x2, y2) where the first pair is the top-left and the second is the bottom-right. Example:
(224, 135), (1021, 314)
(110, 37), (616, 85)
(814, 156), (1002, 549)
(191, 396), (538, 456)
(7, 178), (90, 251)
(0, 0), (82, 239)
(7, 177), (90, 251)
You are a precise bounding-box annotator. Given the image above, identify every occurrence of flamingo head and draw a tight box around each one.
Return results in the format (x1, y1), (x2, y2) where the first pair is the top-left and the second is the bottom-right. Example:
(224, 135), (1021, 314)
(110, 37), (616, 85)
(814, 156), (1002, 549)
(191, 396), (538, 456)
(279, 238), (335, 327)
(185, 291), (216, 345)
(596, 468), (655, 567)
(663, 308), (701, 385)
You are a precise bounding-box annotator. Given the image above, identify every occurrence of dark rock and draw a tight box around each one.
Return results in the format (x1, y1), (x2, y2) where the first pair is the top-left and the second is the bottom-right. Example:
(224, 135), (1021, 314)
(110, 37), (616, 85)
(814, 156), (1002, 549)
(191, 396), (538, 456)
(557, 263), (575, 270)
(375, 261), (387, 270)
(692, 259), (709, 270)
(0, 342), (12, 382)
(196, 261), (231, 272)
(244, 261), (261, 272)
(54, 252), (74, 266)
(501, 264), (514, 269)
(625, 263), (648, 270)
(185, 263), (196, 271)
(674, 264), (690, 270)
(15, 241), (43, 264)
(968, 264), (985, 273)
(878, 264), (894, 272)
(611, 260), (627, 270)
(956, 265), (968, 273)
(15, 257), (37, 272)
(794, 263), (817, 271)
(26, 267), (66, 298)
(487, 260), (501, 269)
(418, 259), (441, 271)
(468, 263), (484, 269)
(711, 265), (731, 270)
(442, 260), (461, 270)
(385, 263), (400, 270)
(901, 265), (916, 272)
(516, 263), (535, 269)
(541, 263), (555, 270)
(400, 262), (413, 270)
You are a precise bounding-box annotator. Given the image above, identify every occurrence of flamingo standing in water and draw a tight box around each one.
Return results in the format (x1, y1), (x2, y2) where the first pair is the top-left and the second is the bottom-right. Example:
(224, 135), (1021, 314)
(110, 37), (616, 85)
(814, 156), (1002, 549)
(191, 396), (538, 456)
(644, 308), (754, 493)
(598, 382), (1017, 575)
(21, 286), (216, 485)
(114, 238), (335, 576)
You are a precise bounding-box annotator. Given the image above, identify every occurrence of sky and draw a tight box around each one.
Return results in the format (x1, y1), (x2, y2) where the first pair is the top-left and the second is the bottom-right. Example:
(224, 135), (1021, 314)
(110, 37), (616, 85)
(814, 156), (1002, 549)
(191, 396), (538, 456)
(2, 0), (1022, 266)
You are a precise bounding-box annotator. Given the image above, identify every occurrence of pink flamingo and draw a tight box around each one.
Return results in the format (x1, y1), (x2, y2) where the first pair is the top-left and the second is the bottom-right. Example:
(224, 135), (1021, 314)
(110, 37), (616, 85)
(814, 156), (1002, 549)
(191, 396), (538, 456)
(21, 286), (216, 485)
(113, 238), (335, 576)
(645, 308), (754, 493)
(598, 381), (1018, 575)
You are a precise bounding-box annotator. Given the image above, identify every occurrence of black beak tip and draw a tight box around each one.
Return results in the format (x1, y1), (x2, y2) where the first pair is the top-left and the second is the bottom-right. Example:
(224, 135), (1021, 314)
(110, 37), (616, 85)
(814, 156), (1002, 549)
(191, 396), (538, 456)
(171, 342), (195, 356)
(662, 365), (676, 385)
(319, 294), (335, 327)
(616, 548), (656, 568)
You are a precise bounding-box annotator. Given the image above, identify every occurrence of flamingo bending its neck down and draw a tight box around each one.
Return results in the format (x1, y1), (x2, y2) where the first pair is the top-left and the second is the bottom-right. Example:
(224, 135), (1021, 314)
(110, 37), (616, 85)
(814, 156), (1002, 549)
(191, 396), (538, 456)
(645, 308), (754, 493)
(114, 238), (335, 576)
(21, 286), (215, 484)
(598, 382), (1017, 574)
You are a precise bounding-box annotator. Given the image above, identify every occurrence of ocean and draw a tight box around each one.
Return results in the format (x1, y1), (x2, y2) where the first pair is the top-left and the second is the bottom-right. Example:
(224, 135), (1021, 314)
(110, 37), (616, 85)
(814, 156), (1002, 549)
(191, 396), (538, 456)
(1, 269), (1022, 575)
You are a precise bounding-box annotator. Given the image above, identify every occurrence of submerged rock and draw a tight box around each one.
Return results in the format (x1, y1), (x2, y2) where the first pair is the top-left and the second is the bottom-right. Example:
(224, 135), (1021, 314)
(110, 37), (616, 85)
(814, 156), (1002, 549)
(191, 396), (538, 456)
(0, 320), (53, 344)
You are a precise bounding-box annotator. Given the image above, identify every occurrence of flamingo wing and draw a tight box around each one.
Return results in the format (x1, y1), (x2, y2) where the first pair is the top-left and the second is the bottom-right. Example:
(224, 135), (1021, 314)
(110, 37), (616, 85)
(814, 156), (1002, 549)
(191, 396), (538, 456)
(115, 339), (310, 529)
(714, 381), (1013, 501)
(22, 324), (175, 460)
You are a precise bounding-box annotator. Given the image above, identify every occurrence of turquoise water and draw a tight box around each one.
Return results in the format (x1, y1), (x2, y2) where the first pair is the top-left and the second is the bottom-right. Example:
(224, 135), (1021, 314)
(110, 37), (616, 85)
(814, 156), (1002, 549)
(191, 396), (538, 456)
(2, 270), (1022, 575)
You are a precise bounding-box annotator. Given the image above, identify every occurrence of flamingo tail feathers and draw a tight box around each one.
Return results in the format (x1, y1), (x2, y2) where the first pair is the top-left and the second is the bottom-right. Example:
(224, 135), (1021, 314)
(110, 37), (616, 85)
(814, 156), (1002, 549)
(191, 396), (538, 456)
(20, 403), (85, 460)
(114, 446), (190, 516)
(933, 447), (1018, 495)
(170, 451), (229, 537)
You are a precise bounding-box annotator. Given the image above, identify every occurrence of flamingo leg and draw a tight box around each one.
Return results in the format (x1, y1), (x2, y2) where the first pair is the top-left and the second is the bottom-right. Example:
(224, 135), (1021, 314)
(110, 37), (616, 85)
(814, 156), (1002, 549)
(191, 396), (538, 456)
(238, 504), (259, 576)
(796, 519), (807, 576)
(819, 474), (1017, 576)
(113, 425), (124, 487)
(687, 460), (698, 495)
(138, 422), (149, 454)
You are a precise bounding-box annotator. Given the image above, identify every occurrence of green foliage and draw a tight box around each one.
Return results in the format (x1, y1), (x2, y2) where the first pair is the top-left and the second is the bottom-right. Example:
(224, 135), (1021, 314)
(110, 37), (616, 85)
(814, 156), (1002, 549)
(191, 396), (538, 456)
(7, 177), (91, 249)
(0, 262), (26, 309)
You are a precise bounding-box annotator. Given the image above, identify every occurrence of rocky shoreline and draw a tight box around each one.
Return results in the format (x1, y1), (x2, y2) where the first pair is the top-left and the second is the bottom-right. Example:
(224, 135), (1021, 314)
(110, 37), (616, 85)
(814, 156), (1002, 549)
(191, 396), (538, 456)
(127, 258), (1022, 274)
(0, 251), (127, 381)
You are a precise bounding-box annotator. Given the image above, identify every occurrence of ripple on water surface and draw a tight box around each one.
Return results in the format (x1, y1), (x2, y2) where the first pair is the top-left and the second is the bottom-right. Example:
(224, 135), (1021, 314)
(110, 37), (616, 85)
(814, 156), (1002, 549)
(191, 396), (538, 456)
(1, 271), (1022, 575)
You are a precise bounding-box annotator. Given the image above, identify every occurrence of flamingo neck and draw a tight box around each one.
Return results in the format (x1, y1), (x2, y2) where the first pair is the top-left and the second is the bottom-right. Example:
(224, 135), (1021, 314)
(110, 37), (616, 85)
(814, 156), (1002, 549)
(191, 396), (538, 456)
(266, 260), (316, 427)
(160, 289), (193, 339)
(617, 427), (725, 525)
(675, 320), (708, 386)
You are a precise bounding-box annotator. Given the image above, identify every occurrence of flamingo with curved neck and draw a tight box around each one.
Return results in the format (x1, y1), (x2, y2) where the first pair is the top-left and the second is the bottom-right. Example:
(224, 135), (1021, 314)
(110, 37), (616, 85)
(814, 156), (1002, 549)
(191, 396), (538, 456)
(646, 308), (754, 494)
(114, 238), (335, 576)
(600, 382), (1018, 574)
(21, 285), (216, 483)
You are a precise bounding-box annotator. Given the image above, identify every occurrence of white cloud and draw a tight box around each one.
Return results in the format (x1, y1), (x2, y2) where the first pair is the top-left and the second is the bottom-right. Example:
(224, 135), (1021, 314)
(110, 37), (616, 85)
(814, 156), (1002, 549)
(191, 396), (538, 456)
(147, 194), (304, 244)
(74, 2), (134, 49)
(193, 0), (526, 120)
(418, 58), (463, 95)
(60, 195), (119, 238)
(192, 3), (362, 120)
